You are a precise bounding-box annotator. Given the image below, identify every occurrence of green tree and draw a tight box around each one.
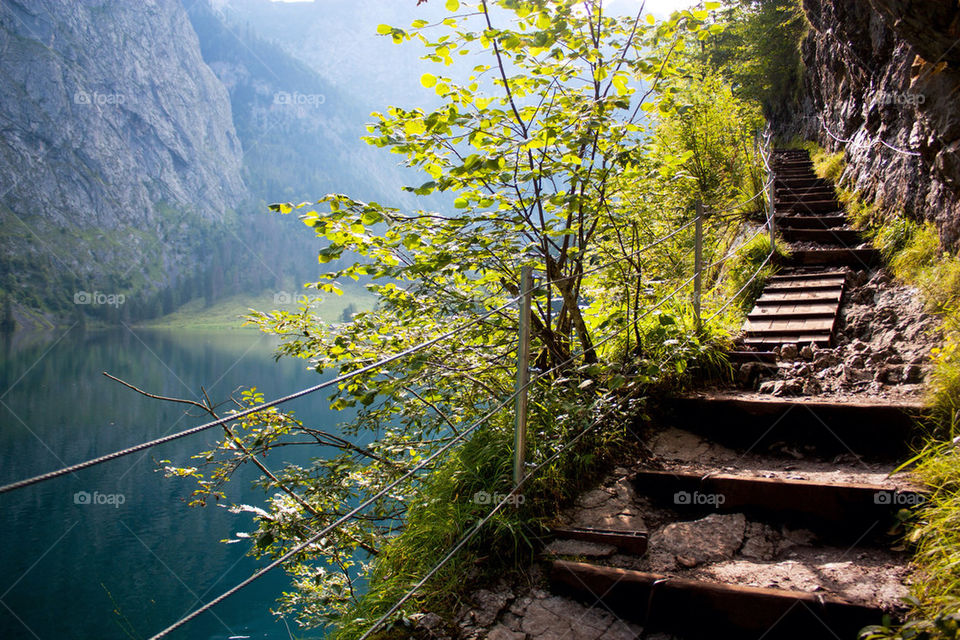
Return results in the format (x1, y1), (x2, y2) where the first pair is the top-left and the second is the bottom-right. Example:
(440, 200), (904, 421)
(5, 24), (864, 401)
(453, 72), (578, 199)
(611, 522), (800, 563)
(163, 1), (771, 634)
(705, 0), (808, 121)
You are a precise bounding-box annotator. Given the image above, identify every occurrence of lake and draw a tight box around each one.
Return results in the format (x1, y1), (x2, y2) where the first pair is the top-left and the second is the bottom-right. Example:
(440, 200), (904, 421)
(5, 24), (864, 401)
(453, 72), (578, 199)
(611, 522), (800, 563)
(0, 326), (354, 639)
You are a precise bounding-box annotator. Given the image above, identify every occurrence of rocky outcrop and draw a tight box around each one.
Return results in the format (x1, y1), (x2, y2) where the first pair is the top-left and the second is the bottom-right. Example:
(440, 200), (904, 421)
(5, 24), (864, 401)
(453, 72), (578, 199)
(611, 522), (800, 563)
(0, 0), (247, 319)
(791, 0), (960, 247)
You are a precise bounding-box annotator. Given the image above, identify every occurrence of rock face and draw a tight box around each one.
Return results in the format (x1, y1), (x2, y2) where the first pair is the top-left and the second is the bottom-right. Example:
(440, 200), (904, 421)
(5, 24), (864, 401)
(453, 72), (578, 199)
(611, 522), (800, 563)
(789, 0), (960, 247)
(0, 0), (247, 318)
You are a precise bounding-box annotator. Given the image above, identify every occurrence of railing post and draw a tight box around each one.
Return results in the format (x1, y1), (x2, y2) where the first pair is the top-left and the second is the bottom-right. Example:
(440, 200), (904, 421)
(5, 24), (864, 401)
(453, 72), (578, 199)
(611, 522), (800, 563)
(513, 265), (533, 488)
(693, 201), (703, 333)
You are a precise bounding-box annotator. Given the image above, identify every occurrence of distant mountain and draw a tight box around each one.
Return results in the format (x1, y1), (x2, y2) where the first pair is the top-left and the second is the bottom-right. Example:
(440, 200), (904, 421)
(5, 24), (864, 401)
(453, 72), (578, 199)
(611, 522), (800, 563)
(186, 0), (416, 205)
(0, 0), (429, 328)
(213, 0), (445, 119)
(0, 0), (248, 325)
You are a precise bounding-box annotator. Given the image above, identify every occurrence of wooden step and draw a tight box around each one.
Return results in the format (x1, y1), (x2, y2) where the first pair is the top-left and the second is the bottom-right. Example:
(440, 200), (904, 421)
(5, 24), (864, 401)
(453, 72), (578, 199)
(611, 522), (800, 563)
(763, 278), (846, 290)
(775, 188), (835, 199)
(775, 191), (836, 200)
(767, 269), (846, 281)
(548, 526), (649, 555)
(775, 214), (847, 229)
(661, 394), (923, 458)
(775, 195), (837, 205)
(775, 200), (841, 213)
(783, 248), (880, 267)
(550, 560), (884, 640)
(780, 228), (861, 245)
(775, 171), (818, 178)
(744, 317), (836, 333)
(631, 469), (923, 534)
(756, 289), (843, 303)
(775, 179), (831, 190)
(747, 304), (837, 319)
(744, 334), (832, 348)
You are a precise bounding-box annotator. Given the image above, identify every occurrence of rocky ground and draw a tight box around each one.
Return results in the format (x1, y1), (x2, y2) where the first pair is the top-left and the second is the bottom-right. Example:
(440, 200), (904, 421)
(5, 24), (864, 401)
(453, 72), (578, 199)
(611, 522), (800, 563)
(414, 459), (909, 639)
(408, 267), (933, 640)
(734, 267), (941, 400)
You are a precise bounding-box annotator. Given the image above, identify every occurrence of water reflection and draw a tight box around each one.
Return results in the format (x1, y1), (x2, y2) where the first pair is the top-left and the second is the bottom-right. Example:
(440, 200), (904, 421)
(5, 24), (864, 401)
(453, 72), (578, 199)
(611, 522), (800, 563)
(0, 326), (350, 639)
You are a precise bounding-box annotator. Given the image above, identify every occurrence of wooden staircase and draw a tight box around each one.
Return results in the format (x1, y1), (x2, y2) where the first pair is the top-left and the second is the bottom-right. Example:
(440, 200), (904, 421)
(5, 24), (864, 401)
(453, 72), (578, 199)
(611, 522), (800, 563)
(543, 394), (924, 639)
(742, 149), (877, 349)
(532, 149), (919, 640)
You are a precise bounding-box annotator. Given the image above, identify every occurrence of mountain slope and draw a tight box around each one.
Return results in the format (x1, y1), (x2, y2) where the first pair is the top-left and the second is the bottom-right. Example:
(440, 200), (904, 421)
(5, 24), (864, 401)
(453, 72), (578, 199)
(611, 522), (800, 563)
(0, 0), (248, 323)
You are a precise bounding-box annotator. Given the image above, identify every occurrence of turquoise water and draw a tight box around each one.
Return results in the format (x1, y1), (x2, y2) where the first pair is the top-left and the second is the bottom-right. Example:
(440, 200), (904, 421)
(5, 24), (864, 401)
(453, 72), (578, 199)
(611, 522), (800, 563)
(0, 327), (353, 639)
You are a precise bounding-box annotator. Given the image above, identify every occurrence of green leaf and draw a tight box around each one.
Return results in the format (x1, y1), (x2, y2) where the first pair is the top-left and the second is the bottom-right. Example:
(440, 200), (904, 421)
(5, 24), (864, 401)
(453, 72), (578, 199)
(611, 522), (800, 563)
(612, 74), (629, 96)
(445, 0), (459, 10)
(361, 210), (383, 225)
(376, 24), (392, 35)
(421, 73), (438, 88)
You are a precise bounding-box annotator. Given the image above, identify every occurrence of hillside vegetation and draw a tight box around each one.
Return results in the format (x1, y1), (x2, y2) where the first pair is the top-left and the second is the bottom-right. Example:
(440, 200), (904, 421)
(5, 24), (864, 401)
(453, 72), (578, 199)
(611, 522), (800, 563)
(157, 2), (809, 638)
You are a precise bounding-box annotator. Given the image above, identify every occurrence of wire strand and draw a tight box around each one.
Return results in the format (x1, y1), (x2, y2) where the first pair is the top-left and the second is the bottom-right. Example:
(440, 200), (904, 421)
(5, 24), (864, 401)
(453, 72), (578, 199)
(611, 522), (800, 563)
(817, 115), (920, 157)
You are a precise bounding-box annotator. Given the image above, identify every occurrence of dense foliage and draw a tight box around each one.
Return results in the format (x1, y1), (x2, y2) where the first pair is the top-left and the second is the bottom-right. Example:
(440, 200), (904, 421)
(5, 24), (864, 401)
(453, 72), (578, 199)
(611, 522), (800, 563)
(709, 0), (807, 120)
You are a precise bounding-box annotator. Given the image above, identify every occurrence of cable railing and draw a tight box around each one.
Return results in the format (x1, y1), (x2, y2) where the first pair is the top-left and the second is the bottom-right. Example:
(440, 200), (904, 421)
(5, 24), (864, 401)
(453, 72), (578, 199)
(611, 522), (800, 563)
(817, 114), (921, 157)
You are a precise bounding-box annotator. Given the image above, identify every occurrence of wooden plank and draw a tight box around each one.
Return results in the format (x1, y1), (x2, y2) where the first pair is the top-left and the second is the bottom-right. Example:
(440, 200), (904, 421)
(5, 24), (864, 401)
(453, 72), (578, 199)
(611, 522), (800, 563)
(744, 334), (832, 346)
(756, 289), (842, 303)
(764, 278), (846, 290)
(780, 228), (861, 245)
(549, 561), (885, 640)
(631, 469), (925, 527)
(549, 527), (648, 555)
(749, 302), (838, 313)
(774, 214), (847, 229)
(744, 317), (836, 332)
(775, 200), (842, 213)
(662, 394), (923, 458)
(747, 306), (837, 320)
(767, 269), (846, 281)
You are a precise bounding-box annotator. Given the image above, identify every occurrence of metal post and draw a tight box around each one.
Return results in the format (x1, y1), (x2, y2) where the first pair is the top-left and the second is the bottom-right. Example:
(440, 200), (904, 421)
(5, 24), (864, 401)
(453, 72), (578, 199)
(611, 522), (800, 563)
(513, 266), (533, 488)
(693, 201), (703, 333)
